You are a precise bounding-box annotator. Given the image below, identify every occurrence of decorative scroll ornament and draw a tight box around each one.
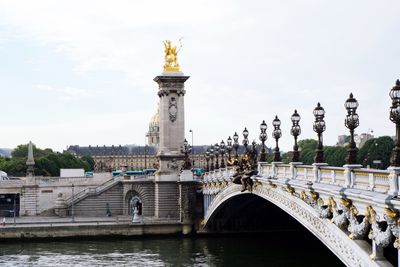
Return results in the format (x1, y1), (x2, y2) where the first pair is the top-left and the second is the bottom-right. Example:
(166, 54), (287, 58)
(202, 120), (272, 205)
(317, 197), (334, 219)
(300, 191), (319, 208)
(331, 198), (351, 230)
(348, 206), (370, 240)
(383, 208), (400, 250)
(169, 97), (178, 122)
(167, 159), (182, 171)
(368, 206), (393, 249)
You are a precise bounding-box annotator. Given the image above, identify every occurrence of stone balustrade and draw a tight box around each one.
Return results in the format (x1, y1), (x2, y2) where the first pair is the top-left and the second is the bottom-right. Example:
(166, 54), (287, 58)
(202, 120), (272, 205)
(256, 163), (394, 193)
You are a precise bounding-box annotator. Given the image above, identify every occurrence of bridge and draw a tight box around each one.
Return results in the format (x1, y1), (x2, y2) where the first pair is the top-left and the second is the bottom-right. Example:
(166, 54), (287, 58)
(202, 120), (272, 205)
(201, 161), (400, 266)
(2, 46), (400, 266)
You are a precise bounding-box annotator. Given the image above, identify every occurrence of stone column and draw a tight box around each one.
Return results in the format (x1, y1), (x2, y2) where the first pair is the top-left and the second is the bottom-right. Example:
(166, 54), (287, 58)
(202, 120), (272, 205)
(343, 164), (362, 188)
(153, 72), (192, 220)
(271, 162), (283, 178)
(154, 73), (189, 181)
(312, 163), (328, 183)
(289, 162), (303, 180)
(388, 166), (400, 195)
(179, 180), (198, 234)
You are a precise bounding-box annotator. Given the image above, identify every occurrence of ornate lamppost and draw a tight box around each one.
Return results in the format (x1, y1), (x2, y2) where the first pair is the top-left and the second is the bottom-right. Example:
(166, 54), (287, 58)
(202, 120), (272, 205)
(214, 143), (220, 169)
(226, 136), (233, 163)
(220, 140), (226, 168)
(242, 127), (249, 153)
(272, 116), (282, 162)
(344, 93), (360, 164)
(209, 144), (215, 171)
(259, 120), (268, 162)
(181, 138), (192, 169)
(313, 103), (326, 163)
(390, 80), (400, 166)
(205, 148), (210, 172)
(290, 110), (301, 162)
(233, 132), (239, 159)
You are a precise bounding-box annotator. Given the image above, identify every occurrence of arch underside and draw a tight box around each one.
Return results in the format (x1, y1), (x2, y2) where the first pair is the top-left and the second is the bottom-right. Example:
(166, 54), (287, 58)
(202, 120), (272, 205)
(204, 184), (382, 267)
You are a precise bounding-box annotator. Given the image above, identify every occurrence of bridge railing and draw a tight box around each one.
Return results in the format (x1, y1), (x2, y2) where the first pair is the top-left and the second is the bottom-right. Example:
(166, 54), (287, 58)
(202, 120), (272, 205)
(257, 163), (394, 194)
(203, 162), (396, 195)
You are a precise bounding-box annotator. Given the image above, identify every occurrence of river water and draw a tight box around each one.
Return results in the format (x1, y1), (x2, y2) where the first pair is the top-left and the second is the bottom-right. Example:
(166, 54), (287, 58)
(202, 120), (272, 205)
(0, 232), (344, 266)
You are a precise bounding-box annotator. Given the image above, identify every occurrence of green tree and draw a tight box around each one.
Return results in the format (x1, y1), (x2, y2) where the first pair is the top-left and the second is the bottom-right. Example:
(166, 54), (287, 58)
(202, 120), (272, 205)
(324, 146), (347, 167)
(358, 136), (394, 169)
(298, 139), (318, 165)
(1, 144), (96, 177)
(297, 139), (348, 167)
(81, 155), (95, 171)
(0, 157), (26, 176)
(11, 144), (52, 159)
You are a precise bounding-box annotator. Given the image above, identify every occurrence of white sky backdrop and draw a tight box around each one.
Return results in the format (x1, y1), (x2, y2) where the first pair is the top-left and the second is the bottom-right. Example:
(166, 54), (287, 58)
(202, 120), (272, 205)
(0, 0), (399, 152)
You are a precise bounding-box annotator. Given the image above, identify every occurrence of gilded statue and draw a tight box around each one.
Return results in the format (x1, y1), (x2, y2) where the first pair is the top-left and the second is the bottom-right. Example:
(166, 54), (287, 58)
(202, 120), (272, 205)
(163, 39), (182, 72)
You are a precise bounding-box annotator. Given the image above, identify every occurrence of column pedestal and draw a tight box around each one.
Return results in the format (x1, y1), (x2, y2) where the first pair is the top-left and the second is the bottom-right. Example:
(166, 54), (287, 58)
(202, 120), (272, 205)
(343, 164), (362, 188)
(312, 163), (328, 183)
(388, 166), (400, 195)
(289, 162), (303, 180)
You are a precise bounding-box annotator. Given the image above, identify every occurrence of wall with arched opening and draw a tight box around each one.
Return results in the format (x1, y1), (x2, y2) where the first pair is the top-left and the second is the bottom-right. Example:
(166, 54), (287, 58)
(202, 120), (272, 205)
(124, 183), (155, 217)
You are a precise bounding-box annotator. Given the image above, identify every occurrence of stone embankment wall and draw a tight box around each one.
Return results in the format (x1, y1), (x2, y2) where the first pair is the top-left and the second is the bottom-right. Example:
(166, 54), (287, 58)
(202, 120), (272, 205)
(0, 223), (193, 240)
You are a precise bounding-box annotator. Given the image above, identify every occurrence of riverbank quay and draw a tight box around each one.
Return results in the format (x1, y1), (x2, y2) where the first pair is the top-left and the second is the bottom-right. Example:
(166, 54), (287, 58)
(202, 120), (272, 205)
(0, 216), (194, 240)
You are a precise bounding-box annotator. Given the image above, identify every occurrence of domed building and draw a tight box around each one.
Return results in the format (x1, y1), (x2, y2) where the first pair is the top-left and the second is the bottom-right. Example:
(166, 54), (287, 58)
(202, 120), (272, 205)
(146, 103), (160, 146)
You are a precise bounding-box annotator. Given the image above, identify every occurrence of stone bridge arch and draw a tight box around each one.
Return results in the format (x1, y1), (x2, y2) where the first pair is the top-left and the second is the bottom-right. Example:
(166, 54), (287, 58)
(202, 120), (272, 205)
(203, 184), (382, 267)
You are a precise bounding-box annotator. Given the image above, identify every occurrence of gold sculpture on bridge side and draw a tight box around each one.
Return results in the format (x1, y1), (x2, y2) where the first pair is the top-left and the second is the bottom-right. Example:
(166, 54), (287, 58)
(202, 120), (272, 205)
(163, 39), (182, 72)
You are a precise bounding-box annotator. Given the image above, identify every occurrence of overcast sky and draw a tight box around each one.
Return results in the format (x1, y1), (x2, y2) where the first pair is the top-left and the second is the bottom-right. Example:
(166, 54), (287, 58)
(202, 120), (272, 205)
(0, 0), (399, 152)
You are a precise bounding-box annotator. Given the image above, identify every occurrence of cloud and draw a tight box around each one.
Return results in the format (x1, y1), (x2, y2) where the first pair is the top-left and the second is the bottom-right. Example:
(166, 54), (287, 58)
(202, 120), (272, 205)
(35, 84), (93, 101)
(0, 0), (399, 151)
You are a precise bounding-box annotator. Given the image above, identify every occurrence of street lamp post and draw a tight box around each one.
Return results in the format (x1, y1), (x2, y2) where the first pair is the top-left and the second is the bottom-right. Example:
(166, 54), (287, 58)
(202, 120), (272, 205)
(272, 116), (282, 162)
(220, 140), (226, 168)
(313, 102), (326, 163)
(210, 144), (215, 171)
(214, 143), (220, 169)
(259, 120), (268, 162)
(205, 149), (210, 172)
(344, 93), (360, 164)
(242, 128), (249, 153)
(233, 132), (239, 159)
(181, 139), (192, 170)
(290, 110), (301, 162)
(390, 80), (400, 166)
(71, 184), (75, 222)
(226, 136), (232, 163)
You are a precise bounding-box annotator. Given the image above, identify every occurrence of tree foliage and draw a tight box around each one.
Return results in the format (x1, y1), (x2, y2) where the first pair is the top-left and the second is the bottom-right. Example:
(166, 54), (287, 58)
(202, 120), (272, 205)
(297, 139), (351, 167)
(0, 144), (95, 177)
(298, 139), (318, 165)
(358, 136), (394, 169)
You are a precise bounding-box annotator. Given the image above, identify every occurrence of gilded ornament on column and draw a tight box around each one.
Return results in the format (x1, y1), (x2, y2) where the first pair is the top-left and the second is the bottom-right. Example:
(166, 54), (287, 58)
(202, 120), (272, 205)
(163, 39), (182, 72)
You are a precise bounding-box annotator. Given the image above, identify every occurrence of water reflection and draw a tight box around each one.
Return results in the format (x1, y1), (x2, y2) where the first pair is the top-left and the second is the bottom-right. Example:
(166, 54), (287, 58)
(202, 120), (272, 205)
(0, 233), (343, 266)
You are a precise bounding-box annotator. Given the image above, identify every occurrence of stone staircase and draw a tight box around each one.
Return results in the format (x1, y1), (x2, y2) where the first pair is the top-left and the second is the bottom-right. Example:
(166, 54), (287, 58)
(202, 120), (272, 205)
(65, 177), (125, 217)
